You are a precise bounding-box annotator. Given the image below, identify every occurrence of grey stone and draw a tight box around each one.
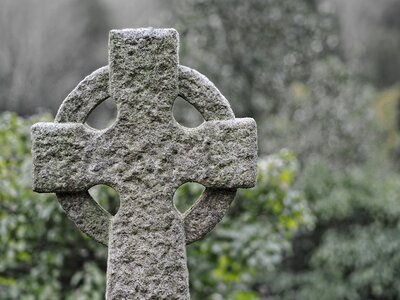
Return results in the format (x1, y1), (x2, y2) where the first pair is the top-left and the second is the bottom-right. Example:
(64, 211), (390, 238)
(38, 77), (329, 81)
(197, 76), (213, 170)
(31, 28), (257, 299)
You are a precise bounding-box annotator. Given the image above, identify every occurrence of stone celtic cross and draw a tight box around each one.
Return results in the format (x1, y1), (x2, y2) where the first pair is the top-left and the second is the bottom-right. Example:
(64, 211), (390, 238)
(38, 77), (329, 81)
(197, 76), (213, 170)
(32, 28), (257, 299)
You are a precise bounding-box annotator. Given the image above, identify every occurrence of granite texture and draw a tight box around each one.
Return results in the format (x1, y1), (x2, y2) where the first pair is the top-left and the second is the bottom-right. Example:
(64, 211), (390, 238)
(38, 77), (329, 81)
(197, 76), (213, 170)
(31, 28), (257, 299)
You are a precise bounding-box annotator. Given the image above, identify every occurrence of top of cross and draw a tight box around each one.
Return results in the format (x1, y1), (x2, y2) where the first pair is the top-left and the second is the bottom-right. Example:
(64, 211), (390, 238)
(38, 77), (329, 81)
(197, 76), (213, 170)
(109, 28), (178, 125)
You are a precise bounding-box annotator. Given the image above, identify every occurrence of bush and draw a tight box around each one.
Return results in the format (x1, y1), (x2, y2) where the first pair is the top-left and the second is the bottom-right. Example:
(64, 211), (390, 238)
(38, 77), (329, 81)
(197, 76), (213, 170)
(263, 161), (400, 300)
(0, 113), (107, 300)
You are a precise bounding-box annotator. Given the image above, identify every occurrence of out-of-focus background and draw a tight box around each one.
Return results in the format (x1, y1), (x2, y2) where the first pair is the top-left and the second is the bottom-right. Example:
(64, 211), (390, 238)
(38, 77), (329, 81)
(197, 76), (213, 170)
(2, 0), (400, 299)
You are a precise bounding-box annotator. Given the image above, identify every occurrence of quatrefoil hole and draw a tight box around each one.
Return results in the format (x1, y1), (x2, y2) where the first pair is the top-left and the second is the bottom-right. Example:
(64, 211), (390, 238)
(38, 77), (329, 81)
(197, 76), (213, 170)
(173, 97), (204, 128)
(173, 182), (205, 213)
(89, 184), (120, 216)
(86, 98), (118, 130)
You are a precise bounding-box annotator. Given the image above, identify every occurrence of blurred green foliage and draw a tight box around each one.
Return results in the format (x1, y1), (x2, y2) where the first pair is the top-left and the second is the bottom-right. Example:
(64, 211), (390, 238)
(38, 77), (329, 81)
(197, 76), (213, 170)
(373, 86), (400, 164)
(0, 113), (107, 299)
(0, 113), (312, 299)
(261, 161), (400, 299)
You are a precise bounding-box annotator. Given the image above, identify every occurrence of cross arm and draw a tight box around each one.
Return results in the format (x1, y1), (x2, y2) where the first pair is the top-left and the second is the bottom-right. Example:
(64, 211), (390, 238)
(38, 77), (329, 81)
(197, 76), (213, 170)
(175, 118), (257, 188)
(31, 122), (102, 193)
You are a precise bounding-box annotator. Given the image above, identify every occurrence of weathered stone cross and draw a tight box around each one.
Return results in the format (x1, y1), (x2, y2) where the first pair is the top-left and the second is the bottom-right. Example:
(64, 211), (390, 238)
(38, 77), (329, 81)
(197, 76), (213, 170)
(32, 28), (257, 299)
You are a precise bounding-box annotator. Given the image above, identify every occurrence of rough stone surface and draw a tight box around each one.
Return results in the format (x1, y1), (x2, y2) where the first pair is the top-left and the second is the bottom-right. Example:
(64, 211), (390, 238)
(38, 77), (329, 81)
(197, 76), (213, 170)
(31, 28), (258, 299)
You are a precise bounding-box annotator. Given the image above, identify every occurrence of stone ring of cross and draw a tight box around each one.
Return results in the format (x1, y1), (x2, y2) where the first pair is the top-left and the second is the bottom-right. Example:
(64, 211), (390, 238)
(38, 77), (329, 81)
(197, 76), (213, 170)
(51, 63), (251, 246)
(32, 28), (257, 299)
